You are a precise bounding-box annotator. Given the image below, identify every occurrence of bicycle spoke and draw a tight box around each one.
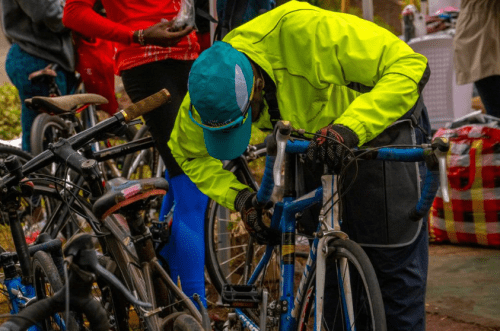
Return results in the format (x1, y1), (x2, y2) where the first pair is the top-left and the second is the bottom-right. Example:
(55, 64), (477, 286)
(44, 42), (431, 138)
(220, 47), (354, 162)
(215, 243), (249, 252)
(219, 251), (247, 267)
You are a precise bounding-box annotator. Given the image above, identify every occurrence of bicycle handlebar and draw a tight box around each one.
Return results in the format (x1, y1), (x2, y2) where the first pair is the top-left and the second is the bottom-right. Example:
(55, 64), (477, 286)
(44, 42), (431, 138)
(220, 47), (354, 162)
(256, 122), (450, 224)
(121, 89), (171, 123)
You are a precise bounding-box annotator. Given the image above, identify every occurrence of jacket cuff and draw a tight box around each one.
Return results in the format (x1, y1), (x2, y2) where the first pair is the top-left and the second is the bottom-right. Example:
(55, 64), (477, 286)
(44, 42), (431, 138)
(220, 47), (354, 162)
(331, 124), (359, 148)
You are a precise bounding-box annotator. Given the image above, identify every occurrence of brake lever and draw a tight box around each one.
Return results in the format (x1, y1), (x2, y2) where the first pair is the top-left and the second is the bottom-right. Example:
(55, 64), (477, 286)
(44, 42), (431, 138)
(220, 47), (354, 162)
(273, 121), (292, 190)
(432, 137), (450, 203)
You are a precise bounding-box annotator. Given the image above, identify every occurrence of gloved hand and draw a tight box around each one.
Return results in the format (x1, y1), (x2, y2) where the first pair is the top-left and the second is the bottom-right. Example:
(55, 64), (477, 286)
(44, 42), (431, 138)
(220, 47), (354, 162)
(234, 189), (278, 245)
(306, 124), (359, 173)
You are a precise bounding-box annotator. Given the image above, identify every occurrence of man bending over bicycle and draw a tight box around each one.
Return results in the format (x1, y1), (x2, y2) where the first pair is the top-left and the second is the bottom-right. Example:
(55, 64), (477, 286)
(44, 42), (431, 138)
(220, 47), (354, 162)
(169, 2), (431, 330)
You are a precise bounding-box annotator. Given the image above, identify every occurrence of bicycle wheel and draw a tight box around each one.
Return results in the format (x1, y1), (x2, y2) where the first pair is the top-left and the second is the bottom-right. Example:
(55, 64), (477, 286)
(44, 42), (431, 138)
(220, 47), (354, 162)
(32, 250), (77, 331)
(121, 124), (161, 180)
(30, 113), (73, 156)
(204, 143), (268, 293)
(173, 314), (204, 331)
(297, 239), (386, 331)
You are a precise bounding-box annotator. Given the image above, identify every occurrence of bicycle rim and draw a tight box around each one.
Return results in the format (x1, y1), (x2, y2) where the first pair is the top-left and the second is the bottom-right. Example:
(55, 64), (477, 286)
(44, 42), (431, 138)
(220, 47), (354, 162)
(297, 239), (386, 331)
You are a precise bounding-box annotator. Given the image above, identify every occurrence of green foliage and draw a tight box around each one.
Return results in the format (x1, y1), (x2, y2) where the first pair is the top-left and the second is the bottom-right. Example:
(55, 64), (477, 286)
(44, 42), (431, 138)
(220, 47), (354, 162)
(0, 83), (21, 140)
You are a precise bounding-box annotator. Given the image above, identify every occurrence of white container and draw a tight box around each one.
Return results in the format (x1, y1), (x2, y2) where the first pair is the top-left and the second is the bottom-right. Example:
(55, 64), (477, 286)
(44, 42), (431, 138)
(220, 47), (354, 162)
(408, 33), (473, 129)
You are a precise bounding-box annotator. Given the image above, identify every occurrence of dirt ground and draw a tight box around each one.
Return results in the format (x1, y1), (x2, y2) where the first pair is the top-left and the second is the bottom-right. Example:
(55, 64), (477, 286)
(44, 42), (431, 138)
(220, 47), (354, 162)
(426, 313), (499, 331)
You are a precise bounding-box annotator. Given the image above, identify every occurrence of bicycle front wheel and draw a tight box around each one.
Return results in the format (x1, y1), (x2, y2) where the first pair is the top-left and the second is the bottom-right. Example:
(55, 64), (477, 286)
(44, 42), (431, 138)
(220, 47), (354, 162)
(297, 239), (386, 331)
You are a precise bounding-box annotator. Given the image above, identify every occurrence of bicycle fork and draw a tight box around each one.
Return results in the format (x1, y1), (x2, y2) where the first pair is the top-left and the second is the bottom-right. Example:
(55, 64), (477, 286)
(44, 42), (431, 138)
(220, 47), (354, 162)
(315, 175), (353, 331)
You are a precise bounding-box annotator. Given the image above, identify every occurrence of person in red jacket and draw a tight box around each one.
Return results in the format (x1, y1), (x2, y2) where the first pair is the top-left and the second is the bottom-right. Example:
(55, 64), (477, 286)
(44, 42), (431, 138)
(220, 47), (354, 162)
(63, 0), (209, 306)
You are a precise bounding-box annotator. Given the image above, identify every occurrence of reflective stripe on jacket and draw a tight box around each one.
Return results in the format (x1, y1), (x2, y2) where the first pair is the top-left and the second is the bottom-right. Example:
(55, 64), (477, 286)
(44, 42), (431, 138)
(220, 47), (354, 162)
(168, 1), (429, 210)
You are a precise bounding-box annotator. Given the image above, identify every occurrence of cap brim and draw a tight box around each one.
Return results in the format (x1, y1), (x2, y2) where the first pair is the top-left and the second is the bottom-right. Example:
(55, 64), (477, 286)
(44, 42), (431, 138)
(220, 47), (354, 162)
(202, 111), (252, 160)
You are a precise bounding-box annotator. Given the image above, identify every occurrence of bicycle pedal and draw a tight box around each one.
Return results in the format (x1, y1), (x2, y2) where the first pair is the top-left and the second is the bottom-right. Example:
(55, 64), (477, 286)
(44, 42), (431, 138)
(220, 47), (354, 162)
(221, 284), (261, 309)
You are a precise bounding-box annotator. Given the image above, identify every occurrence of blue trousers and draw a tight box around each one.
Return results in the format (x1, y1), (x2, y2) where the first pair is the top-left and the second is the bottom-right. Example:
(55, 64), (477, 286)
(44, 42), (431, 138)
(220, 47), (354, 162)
(5, 43), (75, 153)
(159, 173), (208, 307)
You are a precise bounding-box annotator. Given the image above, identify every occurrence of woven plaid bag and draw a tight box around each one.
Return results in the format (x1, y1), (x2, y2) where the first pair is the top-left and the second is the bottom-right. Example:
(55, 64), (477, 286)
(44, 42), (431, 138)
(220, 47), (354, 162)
(429, 124), (500, 246)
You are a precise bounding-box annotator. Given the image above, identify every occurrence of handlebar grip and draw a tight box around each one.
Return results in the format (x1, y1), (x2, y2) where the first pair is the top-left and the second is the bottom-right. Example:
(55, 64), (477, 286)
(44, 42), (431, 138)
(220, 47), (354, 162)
(121, 88), (171, 123)
(408, 169), (440, 222)
(285, 140), (309, 153)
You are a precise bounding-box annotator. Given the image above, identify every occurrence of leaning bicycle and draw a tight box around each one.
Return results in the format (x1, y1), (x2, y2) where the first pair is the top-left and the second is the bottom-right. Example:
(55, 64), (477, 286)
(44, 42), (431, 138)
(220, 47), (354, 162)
(0, 89), (206, 331)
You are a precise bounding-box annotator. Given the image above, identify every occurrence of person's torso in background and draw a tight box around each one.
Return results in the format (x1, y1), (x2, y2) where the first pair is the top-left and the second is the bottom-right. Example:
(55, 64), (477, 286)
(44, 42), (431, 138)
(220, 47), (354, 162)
(1, 0), (74, 71)
(101, 0), (199, 73)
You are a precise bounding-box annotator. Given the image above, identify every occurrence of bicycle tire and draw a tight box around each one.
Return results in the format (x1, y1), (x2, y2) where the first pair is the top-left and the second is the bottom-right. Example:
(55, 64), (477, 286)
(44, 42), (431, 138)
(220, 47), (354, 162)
(204, 143), (268, 294)
(173, 314), (204, 331)
(30, 113), (72, 156)
(297, 238), (386, 331)
(0, 143), (33, 164)
(32, 250), (77, 331)
(121, 125), (160, 180)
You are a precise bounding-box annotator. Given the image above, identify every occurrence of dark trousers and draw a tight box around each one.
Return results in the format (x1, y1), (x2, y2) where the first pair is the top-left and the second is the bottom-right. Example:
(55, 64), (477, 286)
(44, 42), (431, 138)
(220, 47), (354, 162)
(308, 107), (431, 331)
(121, 59), (193, 178)
(475, 75), (500, 118)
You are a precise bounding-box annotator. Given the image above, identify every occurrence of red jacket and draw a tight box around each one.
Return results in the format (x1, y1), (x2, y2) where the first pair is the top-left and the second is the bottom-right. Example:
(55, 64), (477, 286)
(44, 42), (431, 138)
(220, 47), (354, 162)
(63, 0), (199, 73)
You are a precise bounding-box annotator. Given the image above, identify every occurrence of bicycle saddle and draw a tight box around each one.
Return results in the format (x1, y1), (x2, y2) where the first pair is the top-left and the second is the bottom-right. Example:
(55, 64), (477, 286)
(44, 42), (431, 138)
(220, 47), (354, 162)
(25, 94), (108, 115)
(28, 66), (57, 84)
(93, 177), (169, 220)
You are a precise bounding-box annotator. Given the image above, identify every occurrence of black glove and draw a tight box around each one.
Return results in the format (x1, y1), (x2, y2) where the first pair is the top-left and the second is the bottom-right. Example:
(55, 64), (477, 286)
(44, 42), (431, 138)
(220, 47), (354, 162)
(306, 124), (359, 174)
(234, 189), (278, 245)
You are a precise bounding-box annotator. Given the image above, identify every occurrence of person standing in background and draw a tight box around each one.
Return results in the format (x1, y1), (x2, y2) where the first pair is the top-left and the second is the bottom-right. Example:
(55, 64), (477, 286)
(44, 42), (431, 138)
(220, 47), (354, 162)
(454, 0), (500, 117)
(1, 0), (77, 153)
(72, 1), (119, 116)
(63, 0), (209, 306)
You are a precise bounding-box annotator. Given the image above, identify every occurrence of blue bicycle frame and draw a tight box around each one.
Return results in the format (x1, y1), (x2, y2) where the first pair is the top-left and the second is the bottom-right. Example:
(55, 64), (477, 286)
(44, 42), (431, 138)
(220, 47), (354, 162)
(231, 123), (449, 331)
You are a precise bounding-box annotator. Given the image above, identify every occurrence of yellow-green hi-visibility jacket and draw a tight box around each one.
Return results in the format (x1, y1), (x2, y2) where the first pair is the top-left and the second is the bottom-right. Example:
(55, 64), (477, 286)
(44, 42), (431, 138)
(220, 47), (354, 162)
(168, 1), (430, 211)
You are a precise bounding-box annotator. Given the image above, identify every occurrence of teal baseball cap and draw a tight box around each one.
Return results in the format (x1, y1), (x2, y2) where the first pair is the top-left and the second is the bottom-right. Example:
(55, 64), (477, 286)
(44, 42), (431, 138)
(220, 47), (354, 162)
(188, 41), (254, 160)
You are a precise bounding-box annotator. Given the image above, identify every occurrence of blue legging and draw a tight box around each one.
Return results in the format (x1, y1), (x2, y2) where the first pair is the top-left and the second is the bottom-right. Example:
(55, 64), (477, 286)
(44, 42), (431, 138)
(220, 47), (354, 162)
(5, 43), (75, 153)
(158, 173), (208, 307)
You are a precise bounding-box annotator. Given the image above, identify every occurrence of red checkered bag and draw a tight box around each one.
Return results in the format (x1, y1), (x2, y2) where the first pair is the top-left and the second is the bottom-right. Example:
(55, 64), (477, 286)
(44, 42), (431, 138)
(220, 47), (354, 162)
(429, 124), (500, 246)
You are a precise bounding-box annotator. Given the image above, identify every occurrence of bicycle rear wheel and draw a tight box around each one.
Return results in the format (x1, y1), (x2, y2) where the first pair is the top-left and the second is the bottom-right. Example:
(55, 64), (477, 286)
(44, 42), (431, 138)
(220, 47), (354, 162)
(30, 113), (73, 156)
(297, 238), (386, 331)
(121, 125), (161, 180)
